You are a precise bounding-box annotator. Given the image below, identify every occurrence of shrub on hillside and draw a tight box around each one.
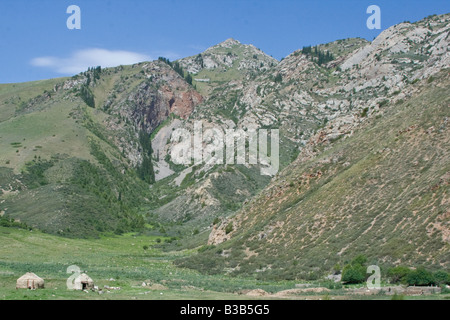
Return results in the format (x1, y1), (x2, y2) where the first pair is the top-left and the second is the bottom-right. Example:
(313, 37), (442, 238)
(405, 267), (435, 286)
(387, 266), (411, 284)
(0, 217), (31, 230)
(433, 270), (450, 286)
(225, 222), (234, 234)
(342, 264), (366, 284)
(341, 255), (368, 284)
(351, 255), (368, 266)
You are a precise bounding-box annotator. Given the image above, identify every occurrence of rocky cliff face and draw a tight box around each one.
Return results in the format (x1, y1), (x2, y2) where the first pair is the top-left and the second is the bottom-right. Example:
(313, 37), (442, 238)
(177, 14), (450, 278)
(140, 14), (450, 241)
(207, 14), (450, 243)
(102, 61), (202, 132)
(127, 65), (202, 131)
(60, 60), (202, 167)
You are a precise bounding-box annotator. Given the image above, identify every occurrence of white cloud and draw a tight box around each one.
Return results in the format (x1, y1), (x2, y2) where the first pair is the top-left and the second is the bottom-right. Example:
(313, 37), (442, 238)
(31, 48), (152, 74)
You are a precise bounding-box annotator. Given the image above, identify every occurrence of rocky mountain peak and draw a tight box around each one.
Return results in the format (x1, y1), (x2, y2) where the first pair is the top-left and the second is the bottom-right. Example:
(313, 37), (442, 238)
(179, 38), (277, 75)
(212, 38), (242, 49)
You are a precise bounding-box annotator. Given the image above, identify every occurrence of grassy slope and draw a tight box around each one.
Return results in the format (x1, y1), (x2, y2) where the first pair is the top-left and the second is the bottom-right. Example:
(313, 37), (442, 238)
(0, 68), (155, 238)
(0, 226), (300, 300)
(0, 98), (92, 171)
(177, 70), (450, 279)
(1, 227), (447, 300)
(0, 79), (67, 123)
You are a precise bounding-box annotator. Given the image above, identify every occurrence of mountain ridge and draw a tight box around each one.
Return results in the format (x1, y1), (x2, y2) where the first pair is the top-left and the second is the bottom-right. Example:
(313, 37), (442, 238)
(0, 12), (448, 277)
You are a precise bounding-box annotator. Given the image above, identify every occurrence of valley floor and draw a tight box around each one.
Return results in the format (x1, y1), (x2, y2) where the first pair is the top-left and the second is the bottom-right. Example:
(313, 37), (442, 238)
(0, 227), (447, 301)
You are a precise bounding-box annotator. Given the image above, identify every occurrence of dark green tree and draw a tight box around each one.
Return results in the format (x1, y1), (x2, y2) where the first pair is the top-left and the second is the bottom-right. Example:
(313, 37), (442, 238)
(387, 266), (411, 284)
(406, 267), (435, 286)
(433, 270), (449, 286)
(185, 73), (193, 85)
(341, 254), (368, 284)
(137, 130), (155, 184)
(79, 84), (95, 108)
(342, 264), (366, 284)
(274, 73), (283, 83)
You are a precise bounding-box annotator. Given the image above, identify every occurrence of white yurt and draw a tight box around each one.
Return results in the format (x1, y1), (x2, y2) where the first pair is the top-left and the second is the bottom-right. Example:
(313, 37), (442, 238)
(73, 273), (94, 290)
(16, 272), (45, 289)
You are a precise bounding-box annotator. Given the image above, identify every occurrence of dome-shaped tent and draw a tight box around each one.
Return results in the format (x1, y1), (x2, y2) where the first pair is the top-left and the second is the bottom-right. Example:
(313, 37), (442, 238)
(73, 273), (94, 290)
(16, 272), (45, 289)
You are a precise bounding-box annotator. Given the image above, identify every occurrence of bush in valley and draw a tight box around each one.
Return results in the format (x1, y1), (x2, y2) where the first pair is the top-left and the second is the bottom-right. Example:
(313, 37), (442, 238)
(0, 217), (32, 230)
(433, 270), (450, 286)
(342, 264), (366, 284)
(323, 280), (343, 290)
(388, 266), (449, 286)
(302, 46), (313, 55)
(341, 255), (368, 284)
(405, 267), (435, 286)
(387, 266), (411, 284)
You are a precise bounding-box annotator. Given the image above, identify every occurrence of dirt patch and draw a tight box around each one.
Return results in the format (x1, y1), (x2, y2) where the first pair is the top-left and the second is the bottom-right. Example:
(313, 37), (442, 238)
(241, 289), (269, 297)
(145, 283), (168, 291)
(273, 288), (330, 297)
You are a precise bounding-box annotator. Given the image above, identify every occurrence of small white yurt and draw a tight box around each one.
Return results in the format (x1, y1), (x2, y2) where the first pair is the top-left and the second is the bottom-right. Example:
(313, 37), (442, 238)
(16, 272), (45, 289)
(73, 273), (94, 290)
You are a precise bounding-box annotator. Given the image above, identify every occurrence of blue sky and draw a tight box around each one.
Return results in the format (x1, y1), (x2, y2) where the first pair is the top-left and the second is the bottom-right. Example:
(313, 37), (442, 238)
(0, 0), (448, 83)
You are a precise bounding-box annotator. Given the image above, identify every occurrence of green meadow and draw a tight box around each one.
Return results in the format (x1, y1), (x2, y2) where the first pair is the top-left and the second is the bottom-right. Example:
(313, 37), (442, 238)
(1, 227), (448, 300)
(0, 226), (298, 300)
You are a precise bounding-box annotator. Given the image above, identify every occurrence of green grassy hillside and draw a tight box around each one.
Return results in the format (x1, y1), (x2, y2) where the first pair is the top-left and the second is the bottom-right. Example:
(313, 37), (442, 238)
(0, 66), (166, 237)
(1, 227), (447, 300)
(0, 226), (302, 300)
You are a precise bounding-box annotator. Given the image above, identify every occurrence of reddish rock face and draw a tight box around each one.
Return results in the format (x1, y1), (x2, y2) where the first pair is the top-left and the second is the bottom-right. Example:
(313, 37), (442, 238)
(161, 85), (203, 120)
(126, 61), (203, 133)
